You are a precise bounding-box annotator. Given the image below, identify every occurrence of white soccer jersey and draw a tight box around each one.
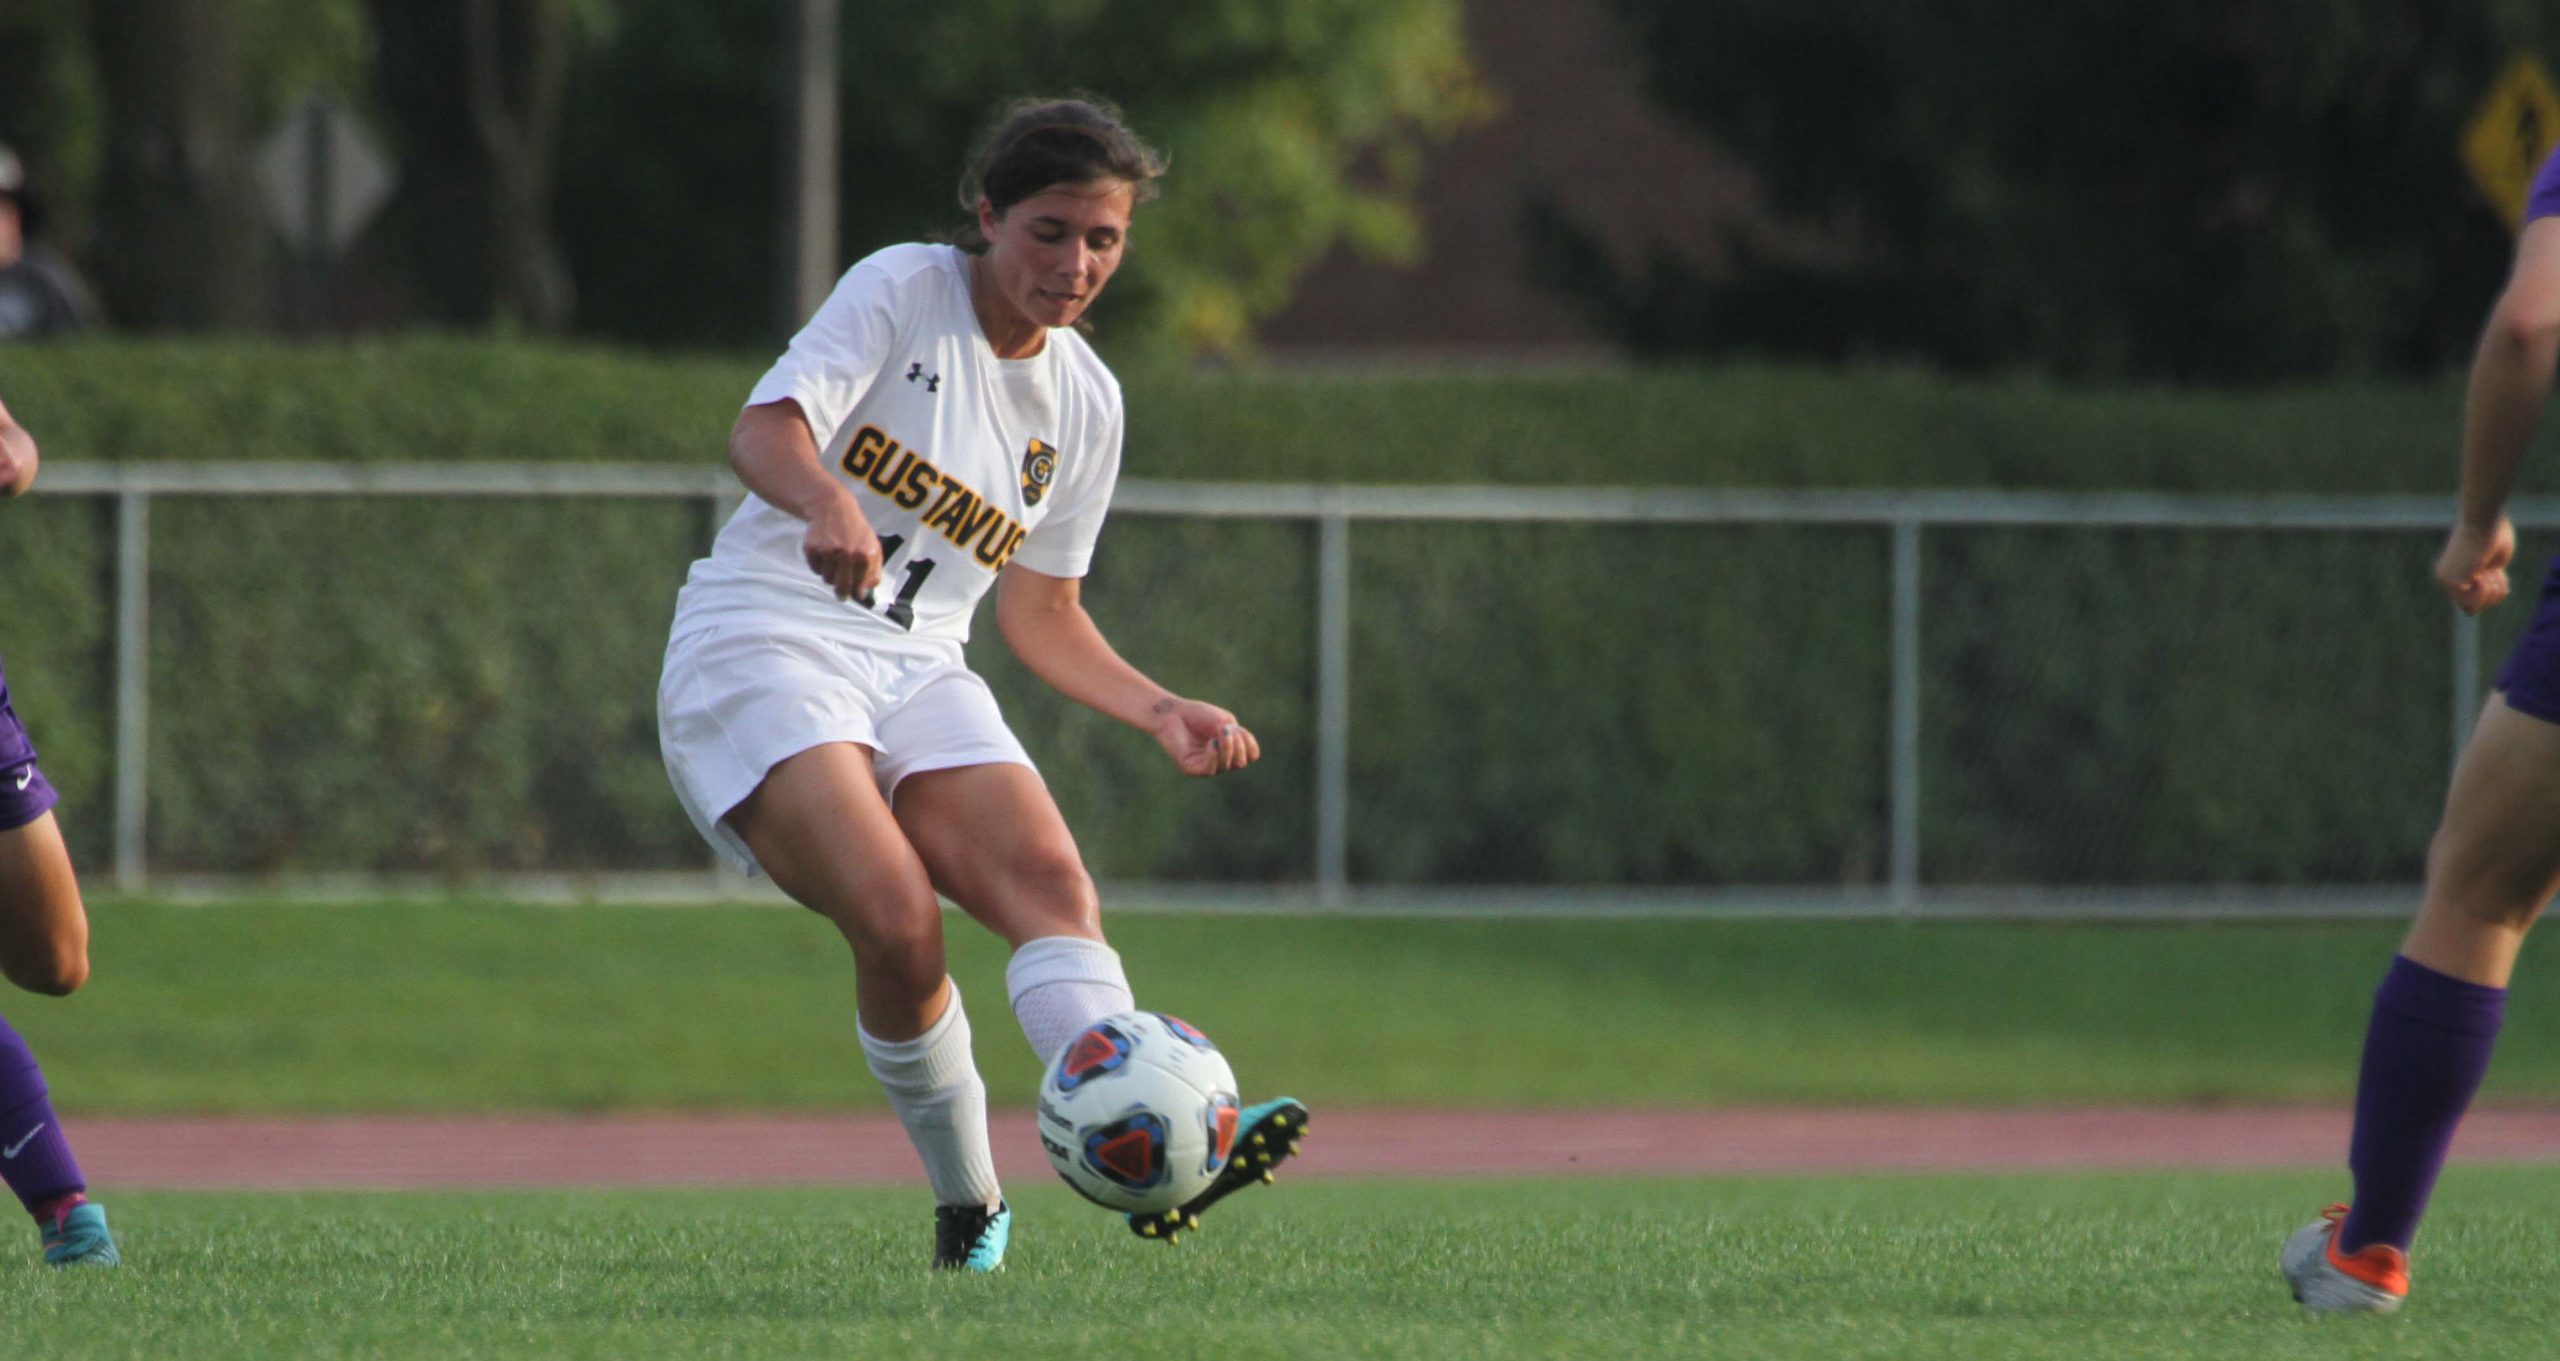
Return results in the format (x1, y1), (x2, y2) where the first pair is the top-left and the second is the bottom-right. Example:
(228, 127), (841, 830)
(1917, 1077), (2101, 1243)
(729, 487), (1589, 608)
(673, 243), (1125, 647)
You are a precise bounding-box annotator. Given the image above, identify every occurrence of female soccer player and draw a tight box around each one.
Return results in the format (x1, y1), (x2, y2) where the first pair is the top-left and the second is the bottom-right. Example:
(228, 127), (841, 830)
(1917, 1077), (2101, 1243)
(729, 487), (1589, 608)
(2280, 145), (2560, 1314)
(0, 391), (118, 1267)
(658, 97), (1302, 1272)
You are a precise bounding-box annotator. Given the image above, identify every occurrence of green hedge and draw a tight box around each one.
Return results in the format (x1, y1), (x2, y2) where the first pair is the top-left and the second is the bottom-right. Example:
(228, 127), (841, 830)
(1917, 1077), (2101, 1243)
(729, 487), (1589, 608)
(0, 340), (2537, 885)
(7, 336), (2557, 492)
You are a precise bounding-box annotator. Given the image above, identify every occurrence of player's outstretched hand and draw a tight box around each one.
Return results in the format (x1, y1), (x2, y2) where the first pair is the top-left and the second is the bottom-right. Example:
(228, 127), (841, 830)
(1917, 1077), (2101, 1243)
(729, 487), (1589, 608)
(1153, 699), (1260, 777)
(804, 488), (885, 604)
(2436, 516), (2516, 616)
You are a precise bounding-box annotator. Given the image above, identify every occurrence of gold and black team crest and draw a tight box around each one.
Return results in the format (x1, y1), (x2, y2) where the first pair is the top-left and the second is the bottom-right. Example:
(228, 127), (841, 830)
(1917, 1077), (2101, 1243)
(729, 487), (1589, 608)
(1021, 439), (1059, 506)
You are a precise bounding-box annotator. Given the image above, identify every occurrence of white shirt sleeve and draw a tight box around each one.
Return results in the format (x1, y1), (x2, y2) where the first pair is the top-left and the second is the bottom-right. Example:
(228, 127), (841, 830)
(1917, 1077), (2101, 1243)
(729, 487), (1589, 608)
(742, 258), (903, 448)
(1010, 397), (1123, 579)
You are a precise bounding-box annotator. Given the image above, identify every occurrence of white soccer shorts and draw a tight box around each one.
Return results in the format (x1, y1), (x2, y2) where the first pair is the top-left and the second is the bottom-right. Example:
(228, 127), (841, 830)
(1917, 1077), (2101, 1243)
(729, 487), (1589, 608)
(657, 623), (1035, 875)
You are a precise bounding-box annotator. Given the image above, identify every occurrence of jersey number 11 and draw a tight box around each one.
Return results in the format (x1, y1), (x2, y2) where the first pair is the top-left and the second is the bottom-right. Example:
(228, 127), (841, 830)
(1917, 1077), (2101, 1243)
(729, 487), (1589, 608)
(871, 534), (937, 630)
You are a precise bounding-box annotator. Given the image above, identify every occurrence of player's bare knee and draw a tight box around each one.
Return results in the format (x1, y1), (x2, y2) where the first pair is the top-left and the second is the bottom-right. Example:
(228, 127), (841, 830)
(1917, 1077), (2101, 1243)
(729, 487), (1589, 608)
(2481, 885), (2555, 933)
(5, 941), (86, 996)
(843, 904), (944, 983)
(1009, 843), (1099, 932)
(2421, 872), (2548, 934)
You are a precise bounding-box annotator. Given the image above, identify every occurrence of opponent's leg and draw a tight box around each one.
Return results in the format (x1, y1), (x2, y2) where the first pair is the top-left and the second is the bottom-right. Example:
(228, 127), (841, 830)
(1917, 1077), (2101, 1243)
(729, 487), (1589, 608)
(729, 744), (1004, 1269)
(0, 1014), (112, 1266)
(896, 763), (1305, 1243)
(2285, 695), (2560, 1313)
(0, 808), (113, 1266)
(2353, 697), (2560, 1245)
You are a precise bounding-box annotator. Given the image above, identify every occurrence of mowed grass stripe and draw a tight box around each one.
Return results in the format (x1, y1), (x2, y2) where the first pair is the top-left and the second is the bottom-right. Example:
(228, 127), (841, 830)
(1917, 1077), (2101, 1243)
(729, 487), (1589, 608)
(12, 904), (2560, 1114)
(11, 1170), (2559, 1359)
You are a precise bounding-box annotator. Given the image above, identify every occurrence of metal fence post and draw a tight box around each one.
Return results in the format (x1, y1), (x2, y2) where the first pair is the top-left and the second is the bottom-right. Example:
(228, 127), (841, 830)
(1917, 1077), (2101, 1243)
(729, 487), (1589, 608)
(1315, 508), (1351, 907)
(1889, 517), (1922, 915)
(113, 488), (151, 891)
(2452, 607), (2481, 768)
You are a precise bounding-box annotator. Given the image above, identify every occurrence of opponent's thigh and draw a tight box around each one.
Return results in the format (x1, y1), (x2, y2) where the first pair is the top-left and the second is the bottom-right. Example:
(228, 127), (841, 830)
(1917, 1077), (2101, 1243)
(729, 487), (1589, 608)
(0, 811), (88, 995)
(2403, 695), (2560, 983)
(727, 742), (950, 1037)
(894, 763), (1101, 947)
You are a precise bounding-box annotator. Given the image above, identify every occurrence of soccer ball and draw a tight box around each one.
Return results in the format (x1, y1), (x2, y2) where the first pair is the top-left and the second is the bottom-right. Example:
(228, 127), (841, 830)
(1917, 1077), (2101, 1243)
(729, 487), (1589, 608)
(1036, 1010), (1241, 1214)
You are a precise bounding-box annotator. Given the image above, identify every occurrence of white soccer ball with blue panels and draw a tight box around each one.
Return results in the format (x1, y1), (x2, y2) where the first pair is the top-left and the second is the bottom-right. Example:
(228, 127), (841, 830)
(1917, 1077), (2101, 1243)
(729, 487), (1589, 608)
(1036, 1010), (1241, 1214)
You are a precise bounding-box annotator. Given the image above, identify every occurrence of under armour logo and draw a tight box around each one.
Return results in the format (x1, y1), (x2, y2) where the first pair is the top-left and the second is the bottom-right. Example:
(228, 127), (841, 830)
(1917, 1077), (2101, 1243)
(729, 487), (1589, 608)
(905, 362), (940, 393)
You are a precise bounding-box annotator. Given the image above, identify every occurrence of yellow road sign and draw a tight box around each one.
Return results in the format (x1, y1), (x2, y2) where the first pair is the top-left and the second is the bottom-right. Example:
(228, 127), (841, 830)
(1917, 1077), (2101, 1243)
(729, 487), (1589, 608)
(2464, 54), (2560, 231)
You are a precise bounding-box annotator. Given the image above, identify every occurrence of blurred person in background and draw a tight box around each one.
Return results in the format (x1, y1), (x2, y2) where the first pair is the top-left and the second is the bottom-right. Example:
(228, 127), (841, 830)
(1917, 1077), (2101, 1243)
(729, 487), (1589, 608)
(2279, 140), (2560, 1316)
(0, 391), (120, 1267)
(0, 143), (102, 341)
(656, 96), (1301, 1274)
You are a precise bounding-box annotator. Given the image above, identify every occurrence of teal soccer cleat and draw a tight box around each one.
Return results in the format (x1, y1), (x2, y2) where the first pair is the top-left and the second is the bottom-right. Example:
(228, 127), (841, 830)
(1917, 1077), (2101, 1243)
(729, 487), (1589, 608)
(1129, 1098), (1307, 1244)
(39, 1200), (119, 1268)
(933, 1200), (1009, 1272)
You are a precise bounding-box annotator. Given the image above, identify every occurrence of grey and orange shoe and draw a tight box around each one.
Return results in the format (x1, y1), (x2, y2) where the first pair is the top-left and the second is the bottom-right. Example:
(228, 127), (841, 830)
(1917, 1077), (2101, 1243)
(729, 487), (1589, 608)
(1129, 1098), (1307, 1244)
(2281, 1204), (2407, 1315)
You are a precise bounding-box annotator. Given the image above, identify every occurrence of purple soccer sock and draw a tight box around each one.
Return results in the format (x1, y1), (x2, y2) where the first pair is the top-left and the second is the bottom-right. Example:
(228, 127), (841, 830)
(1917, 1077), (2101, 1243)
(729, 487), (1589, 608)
(2337, 955), (2506, 1253)
(0, 1014), (85, 1216)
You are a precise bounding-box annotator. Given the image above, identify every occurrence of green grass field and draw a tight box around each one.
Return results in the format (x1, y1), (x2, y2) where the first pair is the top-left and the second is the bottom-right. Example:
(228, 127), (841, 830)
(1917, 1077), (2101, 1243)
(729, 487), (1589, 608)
(13, 1170), (2557, 1359)
(15, 903), (2560, 1113)
(14, 904), (2559, 1356)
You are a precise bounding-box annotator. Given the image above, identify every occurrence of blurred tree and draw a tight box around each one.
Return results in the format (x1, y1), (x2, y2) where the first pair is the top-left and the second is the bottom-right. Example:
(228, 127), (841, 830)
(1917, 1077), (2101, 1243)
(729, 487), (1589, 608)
(90, 0), (268, 328)
(557, 0), (1484, 355)
(0, 2), (106, 252)
(15, 0), (1472, 348)
(370, 0), (598, 332)
(2, 0), (367, 329)
(242, 0), (374, 121)
(1564, 0), (2560, 380)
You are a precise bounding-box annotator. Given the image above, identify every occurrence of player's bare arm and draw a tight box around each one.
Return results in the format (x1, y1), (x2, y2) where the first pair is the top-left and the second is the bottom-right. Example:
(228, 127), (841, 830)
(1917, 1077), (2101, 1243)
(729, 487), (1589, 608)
(2439, 218), (2560, 614)
(728, 398), (884, 602)
(996, 564), (1260, 776)
(0, 393), (37, 498)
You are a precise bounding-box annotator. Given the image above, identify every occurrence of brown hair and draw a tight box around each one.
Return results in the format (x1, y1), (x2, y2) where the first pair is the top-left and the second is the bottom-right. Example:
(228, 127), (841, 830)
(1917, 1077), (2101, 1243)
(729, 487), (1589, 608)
(954, 96), (1166, 253)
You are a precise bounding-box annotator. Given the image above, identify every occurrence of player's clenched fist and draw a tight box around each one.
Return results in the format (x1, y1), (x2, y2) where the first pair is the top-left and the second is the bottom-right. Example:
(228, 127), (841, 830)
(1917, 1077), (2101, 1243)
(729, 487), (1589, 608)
(0, 394), (35, 497)
(1151, 698), (1260, 777)
(2435, 516), (2515, 616)
(804, 487), (885, 604)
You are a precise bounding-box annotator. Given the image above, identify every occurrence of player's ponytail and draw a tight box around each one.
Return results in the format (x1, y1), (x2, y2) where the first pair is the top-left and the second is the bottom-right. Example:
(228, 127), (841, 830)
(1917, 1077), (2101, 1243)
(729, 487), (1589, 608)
(953, 96), (1166, 254)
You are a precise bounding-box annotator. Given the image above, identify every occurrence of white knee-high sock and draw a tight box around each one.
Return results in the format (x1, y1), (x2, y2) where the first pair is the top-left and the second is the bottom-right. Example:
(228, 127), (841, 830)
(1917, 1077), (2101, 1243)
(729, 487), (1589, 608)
(1006, 935), (1137, 1066)
(858, 980), (1001, 1209)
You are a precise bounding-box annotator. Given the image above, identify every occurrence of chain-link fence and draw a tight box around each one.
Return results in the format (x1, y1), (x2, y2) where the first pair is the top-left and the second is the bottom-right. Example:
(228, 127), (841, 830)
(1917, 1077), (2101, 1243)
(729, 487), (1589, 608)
(18, 464), (2548, 915)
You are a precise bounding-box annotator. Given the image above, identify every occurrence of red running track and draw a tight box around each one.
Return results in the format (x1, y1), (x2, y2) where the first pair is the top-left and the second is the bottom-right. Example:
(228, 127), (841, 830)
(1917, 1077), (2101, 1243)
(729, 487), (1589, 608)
(55, 1106), (2560, 1190)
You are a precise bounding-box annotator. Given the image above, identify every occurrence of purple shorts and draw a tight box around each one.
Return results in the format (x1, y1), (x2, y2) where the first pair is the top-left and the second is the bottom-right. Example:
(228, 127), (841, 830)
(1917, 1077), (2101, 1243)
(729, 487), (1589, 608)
(0, 656), (58, 832)
(2495, 556), (2560, 725)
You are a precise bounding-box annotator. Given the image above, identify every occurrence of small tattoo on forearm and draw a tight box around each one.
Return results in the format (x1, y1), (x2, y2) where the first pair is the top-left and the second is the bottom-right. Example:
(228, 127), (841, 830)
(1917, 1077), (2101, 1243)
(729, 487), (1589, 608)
(1150, 697), (1180, 717)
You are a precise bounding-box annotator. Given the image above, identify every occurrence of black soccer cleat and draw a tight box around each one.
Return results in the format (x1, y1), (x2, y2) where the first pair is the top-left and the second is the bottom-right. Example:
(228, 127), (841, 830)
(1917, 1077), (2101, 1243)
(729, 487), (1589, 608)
(933, 1199), (1010, 1272)
(1128, 1098), (1308, 1244)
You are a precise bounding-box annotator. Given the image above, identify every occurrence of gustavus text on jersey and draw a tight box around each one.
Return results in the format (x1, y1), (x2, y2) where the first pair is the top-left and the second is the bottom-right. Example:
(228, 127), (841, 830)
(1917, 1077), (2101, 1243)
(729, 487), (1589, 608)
(841, 424), (1032, 569)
